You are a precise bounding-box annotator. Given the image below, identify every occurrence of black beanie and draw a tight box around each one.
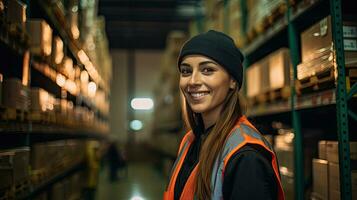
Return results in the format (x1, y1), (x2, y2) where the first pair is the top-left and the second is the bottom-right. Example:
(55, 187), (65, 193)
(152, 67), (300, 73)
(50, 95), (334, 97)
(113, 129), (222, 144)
(178, 30), (244, 91)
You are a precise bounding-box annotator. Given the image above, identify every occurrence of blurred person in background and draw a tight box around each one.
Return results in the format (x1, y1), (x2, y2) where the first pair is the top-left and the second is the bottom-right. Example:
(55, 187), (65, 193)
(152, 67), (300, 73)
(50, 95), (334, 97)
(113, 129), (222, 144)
(106, 140), (127, 182)
(163, 30), (285, 200)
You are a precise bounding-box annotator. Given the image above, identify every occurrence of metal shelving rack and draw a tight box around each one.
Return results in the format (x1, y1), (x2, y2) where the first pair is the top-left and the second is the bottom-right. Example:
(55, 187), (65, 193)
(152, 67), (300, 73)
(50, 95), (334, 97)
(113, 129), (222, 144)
(0, 0), (110, 199)
(209, 0), (356, 199)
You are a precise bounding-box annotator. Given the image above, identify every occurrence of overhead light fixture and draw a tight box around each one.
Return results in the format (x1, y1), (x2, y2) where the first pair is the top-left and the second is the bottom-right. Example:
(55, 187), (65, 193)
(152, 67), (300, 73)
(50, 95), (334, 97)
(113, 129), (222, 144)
(130, 120), (143, 131)
(130, 98), (154, 110)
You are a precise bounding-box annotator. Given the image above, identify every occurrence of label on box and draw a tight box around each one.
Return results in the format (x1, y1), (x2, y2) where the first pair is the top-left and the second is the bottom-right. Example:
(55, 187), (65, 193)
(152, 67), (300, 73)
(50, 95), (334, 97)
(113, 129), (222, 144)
(343, 26), (357, 38)
(344, 39), (357, 51)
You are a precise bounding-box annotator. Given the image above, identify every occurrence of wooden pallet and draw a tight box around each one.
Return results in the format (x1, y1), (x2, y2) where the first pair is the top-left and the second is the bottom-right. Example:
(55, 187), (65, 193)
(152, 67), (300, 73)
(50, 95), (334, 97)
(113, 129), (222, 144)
(254, 3), (287, 35)
(13, 179), (30, 198)
(269, 86), (291, 101)
(296, 67), (336, 95)
(31, 169), (48, 185)
(0, 179), (30, 200)
(297, 67), (357, 95)
(28, 111), (56, 124)
(0, 107), (28, 122)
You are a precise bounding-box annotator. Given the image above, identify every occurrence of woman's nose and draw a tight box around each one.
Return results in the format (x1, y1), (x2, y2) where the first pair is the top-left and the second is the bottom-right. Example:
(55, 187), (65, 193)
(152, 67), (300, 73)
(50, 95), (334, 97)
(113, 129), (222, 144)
(188, 71), (201, 86)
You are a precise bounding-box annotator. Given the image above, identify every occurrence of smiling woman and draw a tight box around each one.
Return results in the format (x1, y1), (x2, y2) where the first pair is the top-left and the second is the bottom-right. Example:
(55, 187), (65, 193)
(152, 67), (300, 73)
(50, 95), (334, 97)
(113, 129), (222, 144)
(163, 30), (285, 200)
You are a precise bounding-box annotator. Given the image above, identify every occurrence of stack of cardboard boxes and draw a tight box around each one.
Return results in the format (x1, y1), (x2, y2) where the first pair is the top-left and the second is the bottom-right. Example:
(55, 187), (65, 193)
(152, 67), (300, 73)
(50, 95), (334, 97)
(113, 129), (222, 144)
(312, 141), (357, 199)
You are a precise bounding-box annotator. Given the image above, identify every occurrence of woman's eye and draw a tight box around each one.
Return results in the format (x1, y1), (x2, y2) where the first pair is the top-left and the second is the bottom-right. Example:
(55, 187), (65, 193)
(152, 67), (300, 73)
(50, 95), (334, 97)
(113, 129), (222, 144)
(180, 68), (191, 76)
(202, 67), (214, 74)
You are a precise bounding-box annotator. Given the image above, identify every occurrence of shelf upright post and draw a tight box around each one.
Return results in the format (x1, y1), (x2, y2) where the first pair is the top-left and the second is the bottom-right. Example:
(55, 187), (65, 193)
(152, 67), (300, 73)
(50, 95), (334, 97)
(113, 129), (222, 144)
(286, 1), (304, 199)
(329, 0), (352, 199)
(194, 1), (205, 33)
(223, 0), (229, 34)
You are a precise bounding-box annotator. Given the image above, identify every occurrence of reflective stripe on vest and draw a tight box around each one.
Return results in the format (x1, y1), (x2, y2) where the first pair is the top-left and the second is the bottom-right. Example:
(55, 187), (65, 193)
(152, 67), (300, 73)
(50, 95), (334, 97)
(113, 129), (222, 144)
(163, 116), (285, 200)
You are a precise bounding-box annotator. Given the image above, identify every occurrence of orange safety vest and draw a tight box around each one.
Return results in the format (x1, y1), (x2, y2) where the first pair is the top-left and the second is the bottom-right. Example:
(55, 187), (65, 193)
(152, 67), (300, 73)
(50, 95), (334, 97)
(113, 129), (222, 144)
(163, 116), (285, 200)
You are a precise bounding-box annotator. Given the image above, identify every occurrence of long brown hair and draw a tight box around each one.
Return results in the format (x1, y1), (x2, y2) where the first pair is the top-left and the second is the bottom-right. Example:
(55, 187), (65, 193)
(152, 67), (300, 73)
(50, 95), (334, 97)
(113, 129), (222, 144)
(182, 87), (243, 199)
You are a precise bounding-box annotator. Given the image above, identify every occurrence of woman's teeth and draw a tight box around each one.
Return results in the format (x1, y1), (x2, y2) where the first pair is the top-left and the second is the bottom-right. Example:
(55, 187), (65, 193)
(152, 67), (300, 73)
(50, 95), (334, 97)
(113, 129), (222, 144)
(190, 92), (209, 99)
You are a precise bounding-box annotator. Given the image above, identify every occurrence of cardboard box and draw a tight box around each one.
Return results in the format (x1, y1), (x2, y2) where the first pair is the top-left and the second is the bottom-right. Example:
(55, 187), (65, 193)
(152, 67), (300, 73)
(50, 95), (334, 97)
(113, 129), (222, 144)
(268, 48), (291, 90)
(0, 151), (15, 189)
(281, 174), (294, 200)
(6, 0), (26, 27)
(312, 159), (328, 200)
(0, 148), (29, 188)
(26, 19), (53, 56)
(328, 162), (357, 199)
(318, 140), (327, 160)
(301, 16), (357, 63)
(2, 78), (29, 110)
(326, 141), (357, 163)
(30, 88), (49, 111)
(274, 132), (294, 174)
(246, 63), (261, 98)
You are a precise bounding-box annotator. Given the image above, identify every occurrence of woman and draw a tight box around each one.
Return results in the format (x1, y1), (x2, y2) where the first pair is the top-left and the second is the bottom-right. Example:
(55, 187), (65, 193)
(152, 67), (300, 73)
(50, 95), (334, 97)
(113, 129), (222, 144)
(164, 30), (285, 200)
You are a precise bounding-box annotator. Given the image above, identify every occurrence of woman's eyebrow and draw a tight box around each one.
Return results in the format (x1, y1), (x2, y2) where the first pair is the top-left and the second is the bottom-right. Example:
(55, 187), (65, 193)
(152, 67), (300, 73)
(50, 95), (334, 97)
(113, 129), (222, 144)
(199, 61), (218, 66)
(180, 63), (191, 68)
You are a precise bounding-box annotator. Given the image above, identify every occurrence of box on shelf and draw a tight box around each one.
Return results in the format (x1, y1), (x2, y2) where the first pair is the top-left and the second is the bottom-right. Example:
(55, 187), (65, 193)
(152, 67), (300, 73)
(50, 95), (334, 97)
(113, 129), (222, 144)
(2, 78), (29, 111)
(0, 148), (30, 189)
(312, 158), (328, 200)
(328, 162), (357, 200)
(0, 151), (15, 189)
(268, 48), (291, 92)
(298, 16), (357, 81)
(280, 173), (294, 200)
(247, 48), (291, 103)
(246, 63), (261, 98)
(326, 141), (357, 163)
(274, 130), (294, 175)
(26, 19), (53, 56)
(30, 88), (49, 112)
(318, 140), (327, 160)
(6, 0), (27, 29)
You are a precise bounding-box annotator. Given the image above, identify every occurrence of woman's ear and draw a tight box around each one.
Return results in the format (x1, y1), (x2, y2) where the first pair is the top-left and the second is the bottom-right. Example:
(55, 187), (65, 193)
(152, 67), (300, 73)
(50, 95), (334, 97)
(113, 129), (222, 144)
(229, 79), (237, 89)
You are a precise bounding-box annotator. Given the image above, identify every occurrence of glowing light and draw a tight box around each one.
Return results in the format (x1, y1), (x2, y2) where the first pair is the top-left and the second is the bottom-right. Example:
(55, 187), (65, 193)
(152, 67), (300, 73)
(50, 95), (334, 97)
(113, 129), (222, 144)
(77, 50), (89, 64)
(130, 120), (143, 131)
(56, 74), (66, 87)
(130, 98), (154, 110)
(88, 81), (97, 97)
(130, 196), (145, 200)
(80, 70), (89, 83)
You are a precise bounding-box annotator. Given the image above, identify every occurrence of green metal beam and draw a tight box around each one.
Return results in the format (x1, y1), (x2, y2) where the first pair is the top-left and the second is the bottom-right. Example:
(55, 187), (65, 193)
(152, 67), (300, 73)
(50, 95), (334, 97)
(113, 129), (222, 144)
(347, 82), (357, 100)
(330, 0), (352, 199)
(286, 1), (304, 199)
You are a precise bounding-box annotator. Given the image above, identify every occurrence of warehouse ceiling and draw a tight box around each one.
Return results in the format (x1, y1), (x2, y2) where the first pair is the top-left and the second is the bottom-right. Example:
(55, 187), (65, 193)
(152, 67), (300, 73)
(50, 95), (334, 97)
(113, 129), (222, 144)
(98, 0), (202, 49)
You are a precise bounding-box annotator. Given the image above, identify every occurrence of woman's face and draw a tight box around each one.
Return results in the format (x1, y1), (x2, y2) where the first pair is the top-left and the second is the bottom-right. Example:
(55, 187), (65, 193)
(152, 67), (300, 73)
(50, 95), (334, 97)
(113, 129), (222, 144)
(179, 55), (235, 116)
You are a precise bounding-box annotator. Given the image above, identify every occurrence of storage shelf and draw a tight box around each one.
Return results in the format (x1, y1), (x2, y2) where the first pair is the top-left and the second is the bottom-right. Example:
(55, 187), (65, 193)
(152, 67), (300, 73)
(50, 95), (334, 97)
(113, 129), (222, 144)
(0, 122), (109, 150)
(18, 160), (86, 200)
(247, 89), (336, 117)
(0, 21), (29, 55)
(36, 1), (109, 94)
(32, 61), (110, 120)
(242, 0), (328, 63)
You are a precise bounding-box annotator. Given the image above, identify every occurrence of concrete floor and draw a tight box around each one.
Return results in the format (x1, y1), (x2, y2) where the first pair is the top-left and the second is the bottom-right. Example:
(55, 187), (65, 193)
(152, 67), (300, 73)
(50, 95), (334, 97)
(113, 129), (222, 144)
(96, 162), (167, 200)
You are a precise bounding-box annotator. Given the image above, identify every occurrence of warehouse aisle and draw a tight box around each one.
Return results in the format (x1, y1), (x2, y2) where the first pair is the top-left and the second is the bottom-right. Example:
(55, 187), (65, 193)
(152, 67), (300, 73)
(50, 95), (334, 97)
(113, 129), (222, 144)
(96, 162), (167, 200)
